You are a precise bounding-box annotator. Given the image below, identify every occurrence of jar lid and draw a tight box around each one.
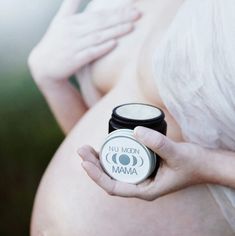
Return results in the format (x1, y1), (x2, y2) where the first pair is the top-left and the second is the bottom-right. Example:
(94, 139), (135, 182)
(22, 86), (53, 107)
(100, 129), (156, 184)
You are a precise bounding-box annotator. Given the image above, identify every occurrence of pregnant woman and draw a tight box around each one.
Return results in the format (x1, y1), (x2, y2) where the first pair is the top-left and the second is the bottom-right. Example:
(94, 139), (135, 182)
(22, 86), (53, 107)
(28, 0), (235, 235)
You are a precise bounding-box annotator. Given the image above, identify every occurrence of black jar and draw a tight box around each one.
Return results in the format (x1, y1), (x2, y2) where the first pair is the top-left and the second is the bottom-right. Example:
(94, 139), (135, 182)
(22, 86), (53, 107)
(100, 103), (167, 184)
(109, 103), (167, 134)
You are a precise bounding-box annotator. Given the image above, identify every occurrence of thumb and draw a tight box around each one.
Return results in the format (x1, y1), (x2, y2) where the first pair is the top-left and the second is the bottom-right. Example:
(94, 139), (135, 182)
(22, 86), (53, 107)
(56, 0), (83, 18)
(134, 127), (177, 160)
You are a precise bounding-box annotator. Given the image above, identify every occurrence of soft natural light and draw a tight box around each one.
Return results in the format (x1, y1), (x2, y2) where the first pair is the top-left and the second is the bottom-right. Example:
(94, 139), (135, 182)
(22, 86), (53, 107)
(0, 0), (61, 71)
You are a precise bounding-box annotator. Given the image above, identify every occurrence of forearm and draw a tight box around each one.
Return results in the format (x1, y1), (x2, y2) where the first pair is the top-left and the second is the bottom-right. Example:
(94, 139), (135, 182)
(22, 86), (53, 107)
(38, 80), (88, 134)
(201, 148), (235, 188)
(27, 0), (141, 134)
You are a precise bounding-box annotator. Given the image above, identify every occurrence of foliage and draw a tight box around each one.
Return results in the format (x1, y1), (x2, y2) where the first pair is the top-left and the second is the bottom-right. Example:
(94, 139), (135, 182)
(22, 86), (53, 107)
(0, 68), (63, 235)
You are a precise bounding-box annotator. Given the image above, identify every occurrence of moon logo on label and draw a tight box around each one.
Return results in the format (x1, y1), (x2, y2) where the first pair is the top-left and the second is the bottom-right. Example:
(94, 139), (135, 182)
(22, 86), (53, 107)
(105, 152), (144, 167)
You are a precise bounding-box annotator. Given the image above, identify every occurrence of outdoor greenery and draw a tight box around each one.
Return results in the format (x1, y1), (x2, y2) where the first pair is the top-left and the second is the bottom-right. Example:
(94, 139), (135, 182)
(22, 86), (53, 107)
(0, 1), (91, 235)
(0, 68), (63, 235)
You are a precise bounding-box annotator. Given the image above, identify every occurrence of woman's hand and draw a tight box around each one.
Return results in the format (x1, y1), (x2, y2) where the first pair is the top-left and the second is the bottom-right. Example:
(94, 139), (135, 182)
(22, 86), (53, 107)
(78, 127), (209, 201)
(28, 0), (141, 88)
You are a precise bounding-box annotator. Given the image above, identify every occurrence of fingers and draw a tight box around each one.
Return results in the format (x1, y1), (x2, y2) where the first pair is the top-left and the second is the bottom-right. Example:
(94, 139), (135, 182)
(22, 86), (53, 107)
(81, 161), (116, 194)
(81, 160), (148, 198)
(74, 40), (117, 68)
(56, 0), (82, 18)
(74, 7), (141, 35)
(78, 145), (160, 200)
(92, 8), (141, 31)
(134, 127), (177, 161)
(77, 23), (133, 50)
(78, 145), (102, 170)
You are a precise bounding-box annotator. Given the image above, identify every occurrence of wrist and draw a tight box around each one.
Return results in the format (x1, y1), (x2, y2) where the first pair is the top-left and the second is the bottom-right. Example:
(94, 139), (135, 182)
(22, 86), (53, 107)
(37, 79), (71, 94)
(190, 146), (214, 185)
(197, 148), (223, 185)
(28, 50), (69, 91)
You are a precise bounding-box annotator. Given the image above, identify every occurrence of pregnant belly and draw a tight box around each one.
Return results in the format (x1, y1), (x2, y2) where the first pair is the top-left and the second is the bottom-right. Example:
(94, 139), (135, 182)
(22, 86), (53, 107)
(31, 88), (232, 236)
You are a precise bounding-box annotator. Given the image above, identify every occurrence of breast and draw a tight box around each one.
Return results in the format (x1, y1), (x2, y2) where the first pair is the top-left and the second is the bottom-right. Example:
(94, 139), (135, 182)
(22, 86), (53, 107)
(86, 0), (185, 106)
(85, 0), (156, 94)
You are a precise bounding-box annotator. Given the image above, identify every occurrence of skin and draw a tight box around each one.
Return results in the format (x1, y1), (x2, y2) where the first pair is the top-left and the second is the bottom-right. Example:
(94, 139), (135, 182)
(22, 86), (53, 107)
(28, 0), (141, 133)
(79, 127), (235, 200)
(28, 0), (235, 235)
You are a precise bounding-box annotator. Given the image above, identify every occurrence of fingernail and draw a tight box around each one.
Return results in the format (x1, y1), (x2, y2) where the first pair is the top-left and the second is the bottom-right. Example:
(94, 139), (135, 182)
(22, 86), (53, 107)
(77, 147), (85, 157)
(134, 126), (149, 141)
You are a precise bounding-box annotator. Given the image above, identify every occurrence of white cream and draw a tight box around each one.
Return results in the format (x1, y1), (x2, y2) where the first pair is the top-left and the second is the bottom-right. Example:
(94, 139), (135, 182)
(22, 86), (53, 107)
(115, 104), (161, 120)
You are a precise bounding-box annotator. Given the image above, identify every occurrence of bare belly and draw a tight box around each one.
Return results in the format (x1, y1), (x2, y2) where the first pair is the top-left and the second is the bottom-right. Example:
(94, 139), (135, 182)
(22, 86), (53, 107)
(31, 0), (234, 234)
(31, 84), (233, 236)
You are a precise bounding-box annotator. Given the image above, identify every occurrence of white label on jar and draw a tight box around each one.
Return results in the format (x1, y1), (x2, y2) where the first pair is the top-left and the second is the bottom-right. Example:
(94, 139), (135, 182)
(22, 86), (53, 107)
(100, 136), (153, 184)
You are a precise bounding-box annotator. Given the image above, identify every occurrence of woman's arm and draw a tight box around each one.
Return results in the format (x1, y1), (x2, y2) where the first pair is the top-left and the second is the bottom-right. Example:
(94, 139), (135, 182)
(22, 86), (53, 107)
(78, 127), (235, 200)
(28, 0), (141, 134)
(202, 148), (235, 188)
(34, 80), (88, 134)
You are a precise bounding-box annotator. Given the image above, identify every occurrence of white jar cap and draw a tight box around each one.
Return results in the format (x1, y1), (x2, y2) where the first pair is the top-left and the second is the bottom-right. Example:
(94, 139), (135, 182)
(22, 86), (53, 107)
(100, 129), (156, 184)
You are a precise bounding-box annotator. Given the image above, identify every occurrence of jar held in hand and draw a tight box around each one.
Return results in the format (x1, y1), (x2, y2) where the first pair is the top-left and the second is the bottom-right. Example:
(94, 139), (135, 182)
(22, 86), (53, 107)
(100, 103), (167, 184)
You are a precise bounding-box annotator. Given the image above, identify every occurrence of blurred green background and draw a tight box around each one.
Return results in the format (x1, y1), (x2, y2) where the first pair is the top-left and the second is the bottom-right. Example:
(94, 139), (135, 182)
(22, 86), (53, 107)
(0, 1), (88, 235)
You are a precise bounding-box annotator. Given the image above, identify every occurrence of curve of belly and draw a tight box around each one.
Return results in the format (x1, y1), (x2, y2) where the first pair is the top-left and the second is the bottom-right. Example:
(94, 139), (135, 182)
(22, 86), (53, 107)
(31, 88), (233, 236)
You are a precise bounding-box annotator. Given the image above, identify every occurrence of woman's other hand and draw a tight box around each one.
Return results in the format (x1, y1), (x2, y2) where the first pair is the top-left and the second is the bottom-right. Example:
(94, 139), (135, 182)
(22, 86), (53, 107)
(28, 0), (141, 88)
(78, 127), (208, 201)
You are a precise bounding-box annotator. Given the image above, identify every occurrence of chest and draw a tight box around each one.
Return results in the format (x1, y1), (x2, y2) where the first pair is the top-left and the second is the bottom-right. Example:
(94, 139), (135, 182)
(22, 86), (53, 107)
(86, 0), (184, 105)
